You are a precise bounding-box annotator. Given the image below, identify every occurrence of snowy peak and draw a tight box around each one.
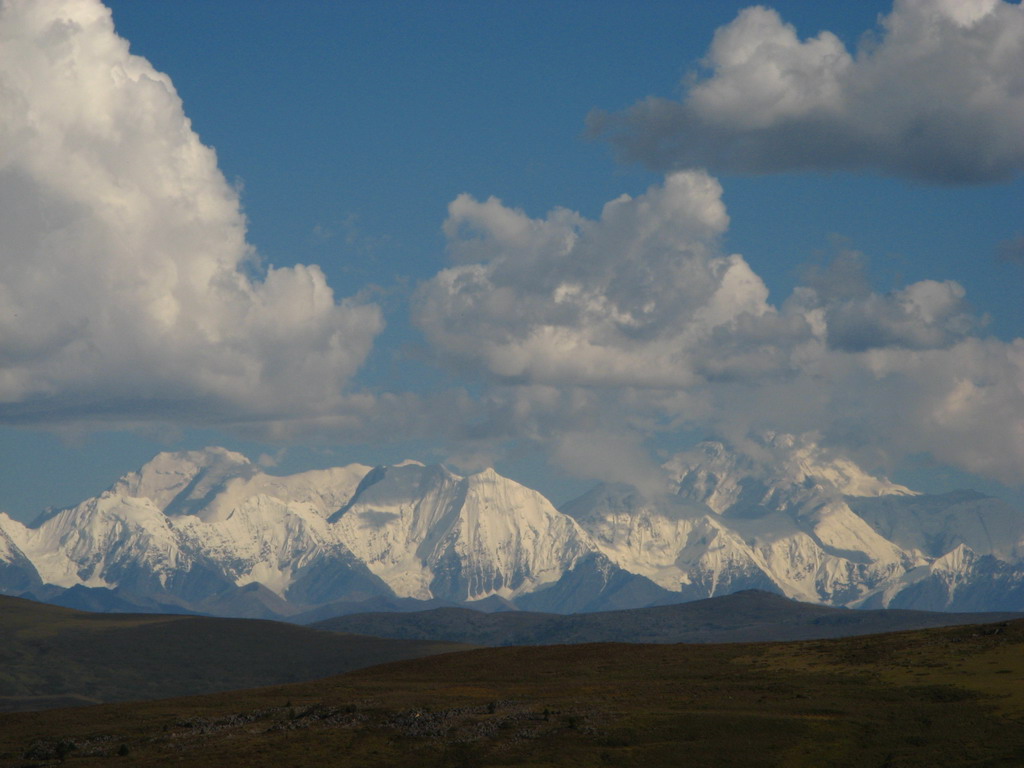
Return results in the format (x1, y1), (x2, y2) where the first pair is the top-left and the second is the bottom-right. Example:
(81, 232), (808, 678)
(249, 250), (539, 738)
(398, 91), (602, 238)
(330, 462), (473, 599)
(112, 447), (255, 515)
(0, 514), (41, 595)
(765, 432), (915, 498)
(561, 483), (718, 593)
(331, 461), (593, 603)
(453, 466), (595, 599)
(665, 433), (915, 516)
(563, 436), (930, 605)
(114, 448), (372, 524)
(847, 491), (1024, 562)
(200, 464), (372, 523)
(562, 482), (707, 526)
(14, 449), (383, 605)
(462, 465), (551, 515)
(332, 463), (457, 513)
(2, 442), (1022, 616)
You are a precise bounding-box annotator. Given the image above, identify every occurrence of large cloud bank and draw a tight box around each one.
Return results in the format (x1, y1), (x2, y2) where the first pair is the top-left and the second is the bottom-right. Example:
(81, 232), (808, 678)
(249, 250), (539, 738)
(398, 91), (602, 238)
(0, 0), (381, 426)
(590, 0), (1024, 183)
(2, 0), (1022, 494)
(416, 173), (1024, 484)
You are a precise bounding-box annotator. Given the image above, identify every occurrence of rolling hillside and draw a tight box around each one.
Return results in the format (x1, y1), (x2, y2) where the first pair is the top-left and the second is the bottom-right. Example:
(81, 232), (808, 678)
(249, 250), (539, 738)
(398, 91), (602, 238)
(0, 595), (469, 712)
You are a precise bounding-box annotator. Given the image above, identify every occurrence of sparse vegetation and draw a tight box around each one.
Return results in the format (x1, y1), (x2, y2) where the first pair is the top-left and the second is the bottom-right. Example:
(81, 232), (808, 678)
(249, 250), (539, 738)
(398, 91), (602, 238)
(2, 619), (1023, 766)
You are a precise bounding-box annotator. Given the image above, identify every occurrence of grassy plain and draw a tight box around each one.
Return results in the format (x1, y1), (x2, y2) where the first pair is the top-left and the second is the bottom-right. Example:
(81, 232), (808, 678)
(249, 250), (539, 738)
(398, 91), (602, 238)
(2, 619), (1022, 767)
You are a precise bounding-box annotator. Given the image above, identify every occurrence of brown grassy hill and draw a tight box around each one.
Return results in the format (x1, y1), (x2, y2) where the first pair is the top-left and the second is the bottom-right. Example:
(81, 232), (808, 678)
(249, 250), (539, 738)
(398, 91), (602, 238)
(2, 618), (1023, 767)
(0, 595), (469, 712)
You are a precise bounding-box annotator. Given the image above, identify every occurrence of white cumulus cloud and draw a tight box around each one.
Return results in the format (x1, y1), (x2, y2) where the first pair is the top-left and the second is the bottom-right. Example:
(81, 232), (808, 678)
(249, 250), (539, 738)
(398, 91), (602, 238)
(590, 0), (1024, 183)
(416, 173), (1024, 487)
(415, 171), (799, 390)
(0, 0), (382, 427)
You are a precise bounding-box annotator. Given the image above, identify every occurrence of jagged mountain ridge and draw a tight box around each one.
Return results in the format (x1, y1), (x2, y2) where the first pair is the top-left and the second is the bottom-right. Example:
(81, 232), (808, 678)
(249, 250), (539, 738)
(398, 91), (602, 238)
(1, 435), (1022, 617)
(0, 448), (661, 616)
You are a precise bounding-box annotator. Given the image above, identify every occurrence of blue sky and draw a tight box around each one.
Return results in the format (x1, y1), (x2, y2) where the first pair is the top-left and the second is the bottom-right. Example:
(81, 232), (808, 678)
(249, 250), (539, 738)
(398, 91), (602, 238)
(1, 0), (1022, 521)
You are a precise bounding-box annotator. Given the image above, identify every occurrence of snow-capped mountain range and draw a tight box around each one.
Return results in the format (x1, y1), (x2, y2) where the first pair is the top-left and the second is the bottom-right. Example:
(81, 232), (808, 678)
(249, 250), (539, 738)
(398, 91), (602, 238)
(2, 435), (1023, 618)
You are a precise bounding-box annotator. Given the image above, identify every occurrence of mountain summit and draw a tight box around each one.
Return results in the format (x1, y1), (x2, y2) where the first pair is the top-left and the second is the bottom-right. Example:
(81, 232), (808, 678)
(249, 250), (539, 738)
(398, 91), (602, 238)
(1, 437), (1022, 618)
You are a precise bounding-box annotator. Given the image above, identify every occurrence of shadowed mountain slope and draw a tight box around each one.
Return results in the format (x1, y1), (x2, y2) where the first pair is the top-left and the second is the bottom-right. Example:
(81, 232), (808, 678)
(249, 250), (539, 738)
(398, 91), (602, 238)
(0, 595), (469, 712)
(313, 589), (1024, 645)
